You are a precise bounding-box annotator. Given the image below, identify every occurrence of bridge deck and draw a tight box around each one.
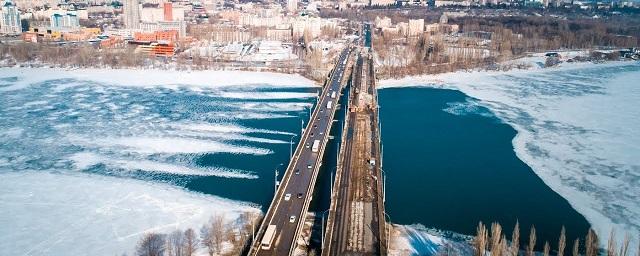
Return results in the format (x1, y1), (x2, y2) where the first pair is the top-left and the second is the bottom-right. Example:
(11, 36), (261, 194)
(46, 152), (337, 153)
(249, 48), (353, 256)
(323, 48), (386, 256)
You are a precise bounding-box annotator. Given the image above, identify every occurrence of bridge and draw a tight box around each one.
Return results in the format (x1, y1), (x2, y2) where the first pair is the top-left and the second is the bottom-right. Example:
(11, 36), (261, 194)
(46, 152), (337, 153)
(322, 41), (387, 256)
(249, 24), (386, 256)
(248, 47), (354, 256)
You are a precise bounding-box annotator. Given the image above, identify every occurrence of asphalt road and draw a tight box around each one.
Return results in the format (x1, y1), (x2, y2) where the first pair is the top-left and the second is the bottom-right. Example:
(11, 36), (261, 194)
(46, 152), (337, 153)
(252, 48), (352, 256)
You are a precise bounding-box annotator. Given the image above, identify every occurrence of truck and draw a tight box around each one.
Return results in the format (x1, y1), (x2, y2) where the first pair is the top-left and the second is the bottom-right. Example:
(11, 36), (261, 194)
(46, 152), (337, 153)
(327, 101), (333, 109)
(312, 139), (320, 153)
(331, 91), (337, 99)
(261, 225), (277, 250)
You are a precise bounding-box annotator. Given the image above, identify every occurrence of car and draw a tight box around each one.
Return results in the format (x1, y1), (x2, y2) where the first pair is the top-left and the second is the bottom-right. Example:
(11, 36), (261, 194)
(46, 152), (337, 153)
(297, 193), (303, 198)
(295, 169), (300, 175)
(289, 215), (296, 223)
(306, 143), (310, 148)
(320, 132), (324, 135)
(284, 193), (291, 201)
(310, 132), (314, 137)
(307, 164), (312, 169)
(314, 124), (317, 128)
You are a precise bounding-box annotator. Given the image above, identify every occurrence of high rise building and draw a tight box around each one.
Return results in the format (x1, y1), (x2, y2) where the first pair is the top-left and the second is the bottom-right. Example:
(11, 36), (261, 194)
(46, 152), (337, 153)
(1, 0), (21, 35)
(287, 0), (298, 14)
(163, 2), (172, 21)
(50, 12), (79, 30)
(123, 0), (140, 29)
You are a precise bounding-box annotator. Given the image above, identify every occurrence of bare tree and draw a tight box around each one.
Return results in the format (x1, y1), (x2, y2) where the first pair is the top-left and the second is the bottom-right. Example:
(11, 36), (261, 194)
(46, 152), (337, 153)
(543, 241), (550, 256)
(136, 233), (166, 256)
(474, 222), (488, 256)
(490, 223), (504, 256)
(572, 239), (580, 256)
(558, 226), (566, 256)
(608, 229), (617, 256)
(201, 215), (227, 256)
(166, 230), (184, 256)
(526, 226), (536, 256)
(586, 229), (599, 256)
(510, 221), (520, 256)
(618, 234), (630, 256)
(183, 228), (198, 256)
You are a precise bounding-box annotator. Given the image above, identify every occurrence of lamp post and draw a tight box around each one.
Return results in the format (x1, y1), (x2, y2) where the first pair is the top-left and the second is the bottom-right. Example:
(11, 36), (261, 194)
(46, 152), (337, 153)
(289, 134), (297, 160)
(274, 163), (283, 193)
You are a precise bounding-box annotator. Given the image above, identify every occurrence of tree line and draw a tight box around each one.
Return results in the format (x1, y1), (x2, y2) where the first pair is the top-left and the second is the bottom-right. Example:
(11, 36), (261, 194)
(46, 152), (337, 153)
(456, 222), (640, 256)
(132, 212), (259, 256)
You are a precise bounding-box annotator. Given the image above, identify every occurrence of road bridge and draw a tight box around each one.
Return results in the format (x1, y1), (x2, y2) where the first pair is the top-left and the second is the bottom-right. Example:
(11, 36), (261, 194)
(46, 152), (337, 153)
(249, 47), (354, 256)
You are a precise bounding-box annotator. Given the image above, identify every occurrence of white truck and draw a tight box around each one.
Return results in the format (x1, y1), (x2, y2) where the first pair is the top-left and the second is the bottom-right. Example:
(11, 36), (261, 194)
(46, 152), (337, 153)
(327, 101), (333, 109)
(311, 139), (320, 153)
(261, 225), (277, 250)
(331, 91), (337, 99)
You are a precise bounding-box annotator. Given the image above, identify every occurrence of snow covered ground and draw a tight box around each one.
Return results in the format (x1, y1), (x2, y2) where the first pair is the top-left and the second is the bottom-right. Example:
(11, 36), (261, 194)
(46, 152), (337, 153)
(0, 171), (260, 256)
(0, 68), (316, 255)
(0, 67), (315, 92)
(389, 224), (472, 256)
(381, 60), (640, 252)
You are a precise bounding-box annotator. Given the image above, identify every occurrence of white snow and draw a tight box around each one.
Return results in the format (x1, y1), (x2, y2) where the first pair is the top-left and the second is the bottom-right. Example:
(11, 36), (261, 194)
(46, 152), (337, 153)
(68, 152), (258, 179)
(0, 67), (317, 255)
(0, 171), (260, 256)
(0, 67), (316, 92)
(69, 136), (273, 155)
(380, 60), (640, 252)
(217, 91), (318, 100)
(389, 225), (445, 256)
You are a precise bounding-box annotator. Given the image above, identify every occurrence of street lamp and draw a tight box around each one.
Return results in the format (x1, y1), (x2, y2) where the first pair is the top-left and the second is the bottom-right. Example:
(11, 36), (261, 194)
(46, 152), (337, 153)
(289, 134), (297, 160)
(319, 208), (330, 250)
(274, 163), (284, 193)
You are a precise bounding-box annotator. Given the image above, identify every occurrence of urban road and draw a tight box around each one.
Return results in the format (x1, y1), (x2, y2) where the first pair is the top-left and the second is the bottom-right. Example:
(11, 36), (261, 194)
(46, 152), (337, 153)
(249, 47), (354, 256)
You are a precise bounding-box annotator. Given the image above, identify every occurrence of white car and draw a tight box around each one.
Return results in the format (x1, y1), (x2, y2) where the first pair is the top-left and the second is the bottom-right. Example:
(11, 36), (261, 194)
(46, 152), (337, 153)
(289, 215), (296, 223)
(284, 193), (291, 201)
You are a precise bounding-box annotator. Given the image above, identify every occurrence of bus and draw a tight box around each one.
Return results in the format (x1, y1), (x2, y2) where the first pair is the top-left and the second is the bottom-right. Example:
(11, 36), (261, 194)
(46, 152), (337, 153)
(312, 139), (321, 153)
(261, 225), (277, 250)
(327, 101), (333, 109)
(330, 91), (337, 99)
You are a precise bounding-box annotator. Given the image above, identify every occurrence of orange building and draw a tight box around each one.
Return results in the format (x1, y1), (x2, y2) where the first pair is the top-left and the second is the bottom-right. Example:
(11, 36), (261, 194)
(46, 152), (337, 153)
(134, 32), (157, 42)
(100, 36), (122, 48)
(163, 2), (173, 21)
(134, 30), (178, 44)
(23, 32), (39, 43)
(137, 43), (175, 56)
(156, 30), (177, 42)
(153, 44), (175, 56)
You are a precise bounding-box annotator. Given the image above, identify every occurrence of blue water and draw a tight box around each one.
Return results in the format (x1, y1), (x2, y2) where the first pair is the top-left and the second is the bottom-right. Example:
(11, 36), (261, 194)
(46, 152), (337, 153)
(378, 87), (591, 248)
(0, 69), (593, 252)
(0, 76), (320, 210)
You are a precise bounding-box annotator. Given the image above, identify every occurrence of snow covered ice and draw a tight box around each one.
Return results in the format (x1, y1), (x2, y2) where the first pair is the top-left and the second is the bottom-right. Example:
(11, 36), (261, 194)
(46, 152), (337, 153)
(0, 67), (317, 255)
(381, 61), (640, 252)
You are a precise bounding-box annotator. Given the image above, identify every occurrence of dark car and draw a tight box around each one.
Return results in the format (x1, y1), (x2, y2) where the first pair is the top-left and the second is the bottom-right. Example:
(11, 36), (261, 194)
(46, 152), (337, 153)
(295, 169), (300, 175)
(297, 193), (304, 199)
